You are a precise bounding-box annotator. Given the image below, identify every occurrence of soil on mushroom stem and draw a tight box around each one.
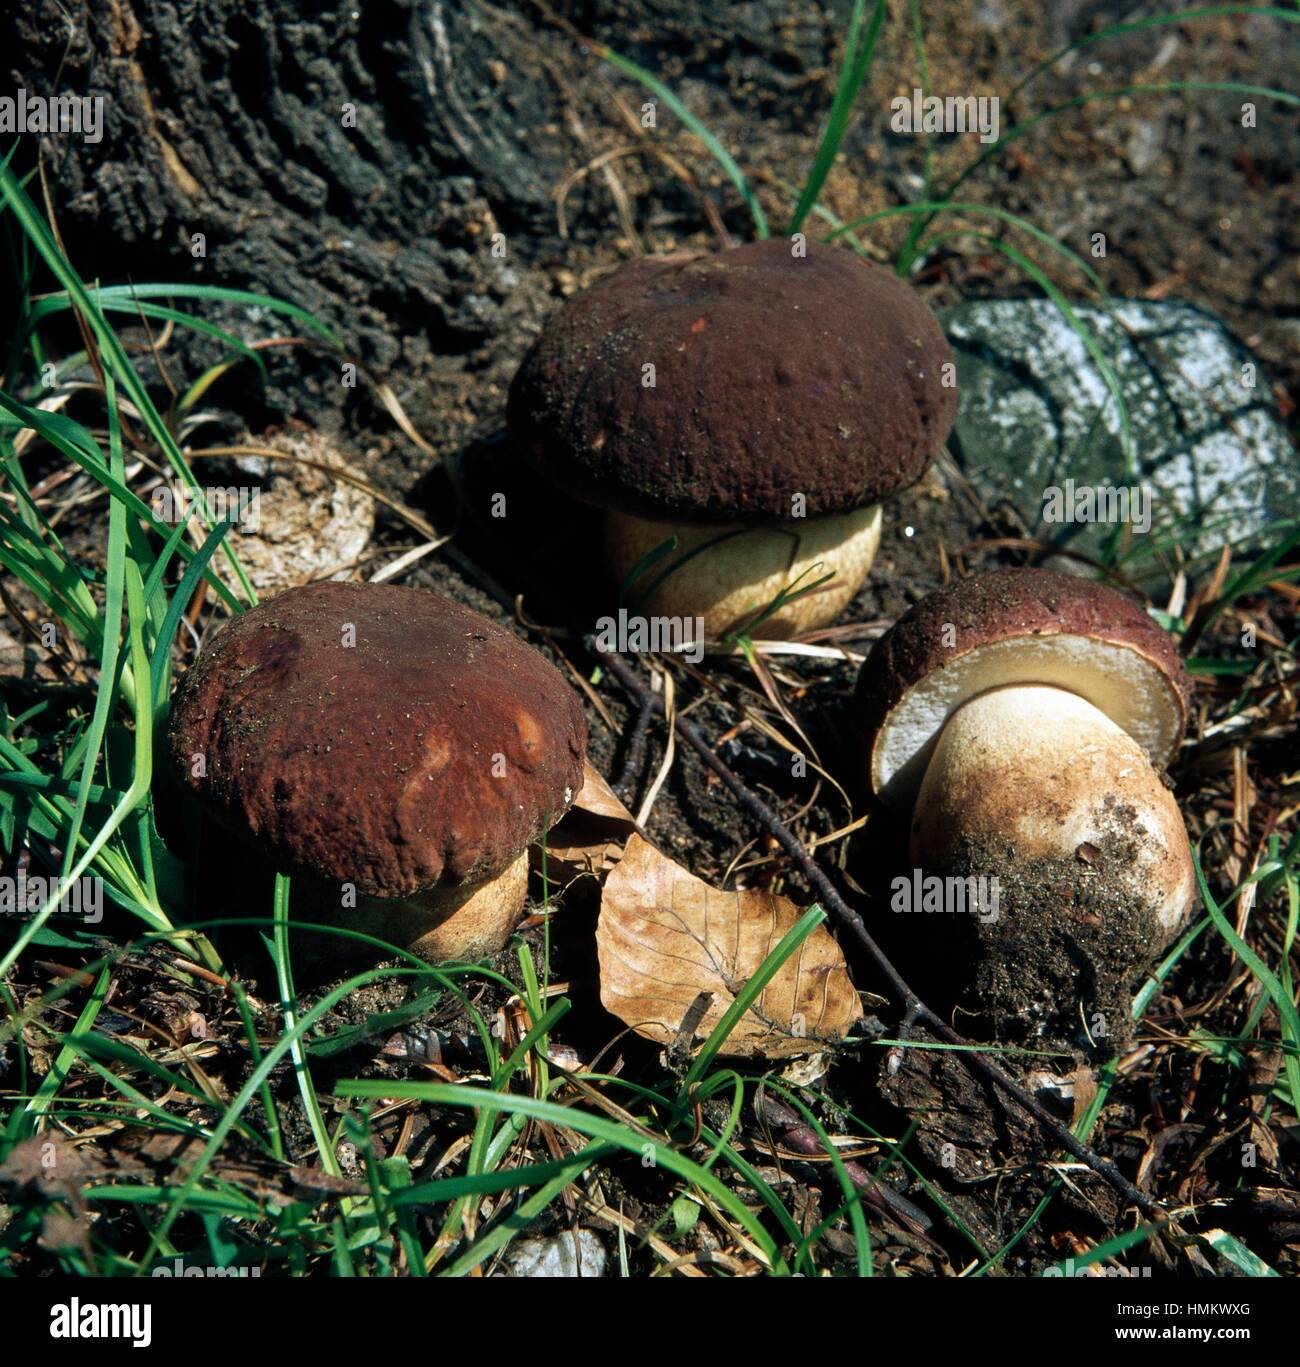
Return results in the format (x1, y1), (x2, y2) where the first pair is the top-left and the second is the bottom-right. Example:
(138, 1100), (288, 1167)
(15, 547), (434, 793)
(926, 828), (1171, 1055)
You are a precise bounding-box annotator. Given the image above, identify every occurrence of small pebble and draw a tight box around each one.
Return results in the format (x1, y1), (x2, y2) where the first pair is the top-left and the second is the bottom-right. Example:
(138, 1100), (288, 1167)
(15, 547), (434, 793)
(501, 1230), (606, 1278)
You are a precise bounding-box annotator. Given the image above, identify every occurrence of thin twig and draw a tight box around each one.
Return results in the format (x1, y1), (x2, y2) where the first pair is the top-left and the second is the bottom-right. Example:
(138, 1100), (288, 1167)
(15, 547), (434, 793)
(755, 1093), (943, 1254)
(613, 697), (656, 803)
(592, 640), (1169, 1223)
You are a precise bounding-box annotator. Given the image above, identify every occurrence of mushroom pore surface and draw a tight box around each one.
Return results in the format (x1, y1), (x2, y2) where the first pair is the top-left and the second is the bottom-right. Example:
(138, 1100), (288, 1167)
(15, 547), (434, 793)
(855, 568), (1190, 809)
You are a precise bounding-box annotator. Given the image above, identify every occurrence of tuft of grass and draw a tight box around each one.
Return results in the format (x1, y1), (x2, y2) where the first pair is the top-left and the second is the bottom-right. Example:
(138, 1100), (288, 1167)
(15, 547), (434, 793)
(787, 0), (888, 237)
(597, 47), (769, 239)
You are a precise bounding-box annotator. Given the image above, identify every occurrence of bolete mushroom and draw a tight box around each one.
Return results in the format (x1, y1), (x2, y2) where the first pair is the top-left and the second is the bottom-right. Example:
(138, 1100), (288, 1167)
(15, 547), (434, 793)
(167, 581), (587, 963)
(508, 238), (956, 639)
(852, 568), (1195, 1042)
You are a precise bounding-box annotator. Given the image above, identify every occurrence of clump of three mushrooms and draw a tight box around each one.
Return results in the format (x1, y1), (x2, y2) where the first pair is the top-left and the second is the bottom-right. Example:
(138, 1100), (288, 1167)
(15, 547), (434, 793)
(852, 568), (1195, 1041)
(166, 248), (1193, 1036)
(508, 238), (957, 639)
(167, 581), (586, 963)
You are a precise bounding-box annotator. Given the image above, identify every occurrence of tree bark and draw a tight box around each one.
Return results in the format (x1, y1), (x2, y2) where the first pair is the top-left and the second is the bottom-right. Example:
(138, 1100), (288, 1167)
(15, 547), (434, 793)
(4, 0), (839, 455)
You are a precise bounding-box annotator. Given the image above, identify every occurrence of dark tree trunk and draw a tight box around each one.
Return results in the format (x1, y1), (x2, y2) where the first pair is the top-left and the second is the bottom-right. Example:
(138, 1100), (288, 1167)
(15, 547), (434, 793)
(4, 0), (841, 469)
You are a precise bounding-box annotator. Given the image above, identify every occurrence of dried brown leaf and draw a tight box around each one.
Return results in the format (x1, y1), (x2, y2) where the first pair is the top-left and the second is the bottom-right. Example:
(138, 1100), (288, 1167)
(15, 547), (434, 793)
(1068, 1065), (1099, 1132)
(597, 834), (861, 1059)
(544, 760), (640, 883)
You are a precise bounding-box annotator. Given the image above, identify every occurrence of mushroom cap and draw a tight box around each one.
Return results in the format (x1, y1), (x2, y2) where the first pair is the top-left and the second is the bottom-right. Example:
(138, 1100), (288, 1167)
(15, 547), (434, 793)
(853, 568), (1191, 809)
(507, 238), (956, 523)
(167, 582), (587, 897)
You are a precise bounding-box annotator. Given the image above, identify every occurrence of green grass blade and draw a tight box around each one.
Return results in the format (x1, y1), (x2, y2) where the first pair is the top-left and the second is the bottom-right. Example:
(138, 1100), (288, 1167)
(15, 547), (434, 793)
(684, 904), (829, 1088)
(0, 160), (258, 603)
(788, 0), (887, 236)
(828, 200), (1109, 297)
(941, 82), (1298, 219)
(1195, 848), (1300, 1118)
(270, 875), (342, 1179)
(1006, 7), (1299, 110)
(60, 371), (127, 881)
(21, 963), (112, 1125)
(945, 230), (1134, 472)
(27, 282), (341, 347)
(599, 46), (769, 239)
(340, 1079), (788, 1272)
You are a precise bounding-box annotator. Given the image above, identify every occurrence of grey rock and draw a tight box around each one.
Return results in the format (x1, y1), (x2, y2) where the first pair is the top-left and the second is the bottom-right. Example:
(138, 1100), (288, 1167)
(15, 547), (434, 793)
(501, 1230), (607, 1278)
(941, 298), (1297, 582)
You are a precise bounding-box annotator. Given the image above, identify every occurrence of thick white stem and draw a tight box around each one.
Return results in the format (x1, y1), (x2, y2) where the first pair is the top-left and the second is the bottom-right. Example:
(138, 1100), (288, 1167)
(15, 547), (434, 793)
(910, 684), (1194, 935)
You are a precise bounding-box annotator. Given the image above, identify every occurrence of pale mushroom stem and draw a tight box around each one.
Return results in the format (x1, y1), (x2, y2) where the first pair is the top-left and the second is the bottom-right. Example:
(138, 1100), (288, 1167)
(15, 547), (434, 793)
(295, 851), (530, 965)
(396, 851), (531, 962)
(909, 684), (1194, 934)
(603, 504), (882, 640)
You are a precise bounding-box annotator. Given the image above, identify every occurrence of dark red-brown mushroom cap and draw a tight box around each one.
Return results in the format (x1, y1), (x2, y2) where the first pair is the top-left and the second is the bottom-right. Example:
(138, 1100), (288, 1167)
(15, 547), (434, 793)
(853, 568), (1191, 809)
(507, 237), (957, 523)
(167, 582), (587, 896)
